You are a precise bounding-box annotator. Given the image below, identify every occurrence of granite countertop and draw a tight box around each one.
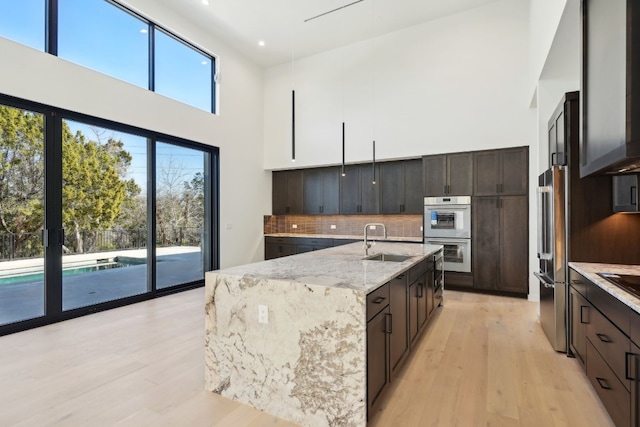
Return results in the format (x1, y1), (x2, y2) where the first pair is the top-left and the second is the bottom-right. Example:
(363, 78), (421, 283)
(265, 233), (423, 243)
(569, 262), (640, 313)
(215, 242), (442, 294)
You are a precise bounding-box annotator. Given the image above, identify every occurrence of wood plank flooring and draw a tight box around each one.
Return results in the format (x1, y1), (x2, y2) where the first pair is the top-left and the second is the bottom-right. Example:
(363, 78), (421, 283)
(0, 289), (615, 427)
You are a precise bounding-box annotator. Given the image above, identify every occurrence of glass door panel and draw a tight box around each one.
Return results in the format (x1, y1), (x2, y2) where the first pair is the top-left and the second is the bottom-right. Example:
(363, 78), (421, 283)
(155, 142), (206, 289)
(61, 120), (148, 310)
(0, 105), (45, 325)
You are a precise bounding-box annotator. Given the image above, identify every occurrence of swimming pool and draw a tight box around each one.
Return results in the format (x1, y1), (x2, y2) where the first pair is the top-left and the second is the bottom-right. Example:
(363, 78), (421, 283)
(0, 261), (137, 285)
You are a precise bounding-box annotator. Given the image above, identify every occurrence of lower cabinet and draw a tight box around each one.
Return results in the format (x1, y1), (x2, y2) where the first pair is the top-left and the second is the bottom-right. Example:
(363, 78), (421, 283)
(389, 274), (409, 376)
(366, 283), (390, 417)
(265, 237), (355, 260)
(569, 285), (589, 367)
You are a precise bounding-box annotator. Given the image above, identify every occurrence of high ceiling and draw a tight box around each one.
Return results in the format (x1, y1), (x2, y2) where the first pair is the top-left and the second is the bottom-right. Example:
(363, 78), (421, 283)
(153, 0), (500, 67)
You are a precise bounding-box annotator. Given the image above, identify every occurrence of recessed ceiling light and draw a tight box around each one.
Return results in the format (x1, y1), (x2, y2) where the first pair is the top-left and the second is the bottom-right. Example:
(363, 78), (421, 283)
(140, 28), (148, 34)
(258, 40), (265, 47)
(202, 0), (209, 5)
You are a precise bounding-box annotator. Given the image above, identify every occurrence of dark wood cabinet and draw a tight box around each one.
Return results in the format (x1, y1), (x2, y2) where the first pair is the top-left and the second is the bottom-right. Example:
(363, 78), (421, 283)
(423, 152), (473, 196)
(296, 236), (332, 254)
(408, 274), (427, 346)
(473, 147), (528, 196)
(613, 174), (639, 212)
(580, 0), (640, 177)
(380, 159), (423, 214)
(569, 284), (589, 367)
(366, 282), (390, 417)
(303, 168), (340, 215)
(272, 170), (303, 215)
(340, 164), (379, 214)
(631, 341), (640, 427)
(264, 237), (297, 260)
(389, 274), (409, 376)
(472, 195), (528, 295)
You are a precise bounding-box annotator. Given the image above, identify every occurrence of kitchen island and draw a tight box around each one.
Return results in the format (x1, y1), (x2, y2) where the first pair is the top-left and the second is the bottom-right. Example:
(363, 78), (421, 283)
(205, 241), (442, 427)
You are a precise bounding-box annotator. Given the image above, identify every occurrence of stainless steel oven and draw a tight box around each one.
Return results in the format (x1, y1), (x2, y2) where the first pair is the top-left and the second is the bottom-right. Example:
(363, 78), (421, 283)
(423, 196), (471, 239)
(424, 238), (471, 273)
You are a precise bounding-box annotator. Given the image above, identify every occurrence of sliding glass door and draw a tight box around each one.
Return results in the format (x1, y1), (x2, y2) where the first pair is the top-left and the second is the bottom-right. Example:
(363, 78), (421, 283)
(0, 105), (46, 326)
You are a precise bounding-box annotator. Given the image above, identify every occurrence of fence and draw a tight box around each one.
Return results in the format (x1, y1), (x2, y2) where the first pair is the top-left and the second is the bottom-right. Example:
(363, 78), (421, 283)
(0, 227), (203, 261)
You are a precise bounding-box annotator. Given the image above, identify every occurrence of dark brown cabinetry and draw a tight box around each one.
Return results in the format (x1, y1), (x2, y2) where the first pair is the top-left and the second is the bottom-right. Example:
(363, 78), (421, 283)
(340, 163), (379, 214)
(473, 195), (528, 295)
(295, 237), (332, 254)
(303, 168), (340, 215)
(580, 0), (640, 177)
(569, 284), (589, 367)
(613, 174), (639, 212)
(380, 159), (423, 214)
(389, 274), (409, 376)
(423, 152), (473, 196)
(473, 147), (528, 196)
(272, 170), (303, 215)
(366, 283), (390, 417)
(264, 237), (297, 260)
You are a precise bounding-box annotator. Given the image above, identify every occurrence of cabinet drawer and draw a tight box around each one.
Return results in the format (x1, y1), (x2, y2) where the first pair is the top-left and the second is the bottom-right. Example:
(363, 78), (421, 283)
(631, 309), (640, 348)
(569, 268), (588, 298)
(296, 237), (332, 247)
(587, 305), (631, 391)
(367, 283), (390, 322)
(586, 341), (631, 427)
(265, 236), (296, 245)
(588, 282), (631, 337)
(409, 258), (430, 284)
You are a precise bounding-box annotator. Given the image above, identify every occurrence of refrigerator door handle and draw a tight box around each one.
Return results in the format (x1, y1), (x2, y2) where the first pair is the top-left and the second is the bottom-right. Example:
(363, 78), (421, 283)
(534, 271), (555, 288)
(536, 186), (553, 260)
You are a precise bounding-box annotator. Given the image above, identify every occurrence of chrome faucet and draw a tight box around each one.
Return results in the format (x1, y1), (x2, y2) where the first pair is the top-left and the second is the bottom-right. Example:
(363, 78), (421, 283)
(364, 223), (387, 256)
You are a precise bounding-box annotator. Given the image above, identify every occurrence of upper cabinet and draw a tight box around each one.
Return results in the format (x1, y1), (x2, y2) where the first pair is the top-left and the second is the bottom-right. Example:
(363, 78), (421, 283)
(340, 164), (380, 215)
(580, 0), (640, 176)
(473, 147), (528, 196)
(303, 167), (340, 215)
(380, 159), (423, 214)
(423, 153), (473, 197)
(272, 170), (303, 215)
(613, 174), (639, 212)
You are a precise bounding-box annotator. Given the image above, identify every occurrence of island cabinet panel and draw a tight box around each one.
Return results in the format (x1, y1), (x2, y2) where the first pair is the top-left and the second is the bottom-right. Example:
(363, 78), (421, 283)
(302, 167), (340, 215)
(272, 170), (303, 214)
(423, 152), (473, 196)
(569, 284), (590, 368)
(367, 305), (390, 417)
(389, 274), (409, 376)
(380, 159), (423, 214)
(340, 164), (380, 214)
(473, 147), (528, 196)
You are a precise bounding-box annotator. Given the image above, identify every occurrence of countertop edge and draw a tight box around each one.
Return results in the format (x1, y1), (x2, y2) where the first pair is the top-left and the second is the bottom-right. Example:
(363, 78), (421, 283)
(569, 262), (640, 314)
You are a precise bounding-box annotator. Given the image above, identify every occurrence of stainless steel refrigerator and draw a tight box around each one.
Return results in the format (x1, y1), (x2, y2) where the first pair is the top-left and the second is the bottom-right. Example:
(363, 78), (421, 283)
(535, 166), (568, 353)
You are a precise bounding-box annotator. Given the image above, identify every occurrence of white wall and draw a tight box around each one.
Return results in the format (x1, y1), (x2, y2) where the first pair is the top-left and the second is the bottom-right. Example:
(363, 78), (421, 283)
(0, 0), (269, 268)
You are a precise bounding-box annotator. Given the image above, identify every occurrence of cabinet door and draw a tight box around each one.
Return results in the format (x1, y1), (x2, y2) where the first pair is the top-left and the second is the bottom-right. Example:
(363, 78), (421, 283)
(367, 306), (390, 416)
(303, 169), (324, 214)
(272, 171), (288, 215)
(472, 197), (500, 291)
(500, 147), (528, 196)
(569, 286), (589, 367)
(613, 174), (639, 212)
(447, 152), (473, 196)
(286, 170), (304, 214)
(474, 151), (500, 196)
(423, 155), (447, 196)
(380, 162), (404, 214)
(499, 196), (528, 294)
(360, 164), (380, 214)
(417, 276), (427, 330)
(408, 282), (419, 344)
(631, 342), (639, 427)
(321, 167), (340, 214)
(426, 270), (435, 318)
(340, 165), (361, 214)
(389, 274), (408, 375)
(403, 159), (424, 214)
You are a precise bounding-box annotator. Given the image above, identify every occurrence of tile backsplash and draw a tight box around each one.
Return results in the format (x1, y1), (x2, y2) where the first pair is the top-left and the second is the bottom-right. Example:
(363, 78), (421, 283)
(264, 214), (423, 239)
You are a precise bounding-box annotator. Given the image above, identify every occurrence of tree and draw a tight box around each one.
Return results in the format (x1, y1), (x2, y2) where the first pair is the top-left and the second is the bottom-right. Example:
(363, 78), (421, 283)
(61, 127), (140, 253)
(0, 106), (44, 258)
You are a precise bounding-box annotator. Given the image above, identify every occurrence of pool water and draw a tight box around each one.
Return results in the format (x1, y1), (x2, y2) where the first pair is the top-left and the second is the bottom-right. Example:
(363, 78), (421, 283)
(0, 262), (133, 285)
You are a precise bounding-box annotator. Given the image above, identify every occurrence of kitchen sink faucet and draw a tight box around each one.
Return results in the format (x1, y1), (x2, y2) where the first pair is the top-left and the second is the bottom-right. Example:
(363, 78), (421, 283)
(364, 223), (387, 256)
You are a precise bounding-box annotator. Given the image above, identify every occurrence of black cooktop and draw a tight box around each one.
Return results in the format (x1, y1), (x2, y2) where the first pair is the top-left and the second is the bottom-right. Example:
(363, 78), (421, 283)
(597, 272), (640, 299)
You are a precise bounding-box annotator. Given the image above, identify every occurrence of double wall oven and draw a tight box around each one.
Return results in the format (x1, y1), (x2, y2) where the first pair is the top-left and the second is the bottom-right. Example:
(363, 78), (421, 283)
(423, 196), (472, 273)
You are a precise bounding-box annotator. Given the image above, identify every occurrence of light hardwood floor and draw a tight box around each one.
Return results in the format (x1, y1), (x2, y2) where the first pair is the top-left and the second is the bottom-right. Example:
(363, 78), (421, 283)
(0, 289), (614, 427)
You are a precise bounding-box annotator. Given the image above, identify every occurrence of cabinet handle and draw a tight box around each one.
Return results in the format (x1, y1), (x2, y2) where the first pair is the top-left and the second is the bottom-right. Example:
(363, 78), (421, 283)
(632, 186), (637, 206)
(580, 305), (588, 324)
(596, 333), (611, 343)
(396, 274), (405, 280)
(385, 313), (392, 334)
(372, 296), (386, 304)
(418, 283), (424, 298)
(596, 377), (611, 390)
(625, 352), (639, 380)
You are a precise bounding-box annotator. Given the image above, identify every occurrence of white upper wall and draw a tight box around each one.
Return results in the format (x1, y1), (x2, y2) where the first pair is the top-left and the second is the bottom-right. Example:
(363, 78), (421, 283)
(0, 0), (270, 268)
(263, 0), (534, 170)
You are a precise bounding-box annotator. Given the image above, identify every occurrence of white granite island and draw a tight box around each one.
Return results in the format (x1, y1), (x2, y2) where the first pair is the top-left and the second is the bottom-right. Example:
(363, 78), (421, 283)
(205, 242), (442, 427)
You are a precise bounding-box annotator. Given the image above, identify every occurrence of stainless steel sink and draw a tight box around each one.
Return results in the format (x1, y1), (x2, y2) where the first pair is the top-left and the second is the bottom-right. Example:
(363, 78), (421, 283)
(363, 253), (413, 262)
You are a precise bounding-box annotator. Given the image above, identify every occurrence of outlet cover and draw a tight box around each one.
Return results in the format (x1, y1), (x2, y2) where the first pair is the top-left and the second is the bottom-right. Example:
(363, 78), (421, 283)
(258, 305), (268, 324)
(292, 224), (298, 229)
(330, 225), (337, 229)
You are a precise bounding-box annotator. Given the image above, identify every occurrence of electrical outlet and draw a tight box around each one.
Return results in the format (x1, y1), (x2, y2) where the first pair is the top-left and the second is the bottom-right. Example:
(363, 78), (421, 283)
(369, 225), (377, 230)
(258, 305), (268, 324)
(225, 223), (233, 230)
(330, 225), (337, 229)
(292, 224), (298, 229)
(420, 226), (423, 231)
